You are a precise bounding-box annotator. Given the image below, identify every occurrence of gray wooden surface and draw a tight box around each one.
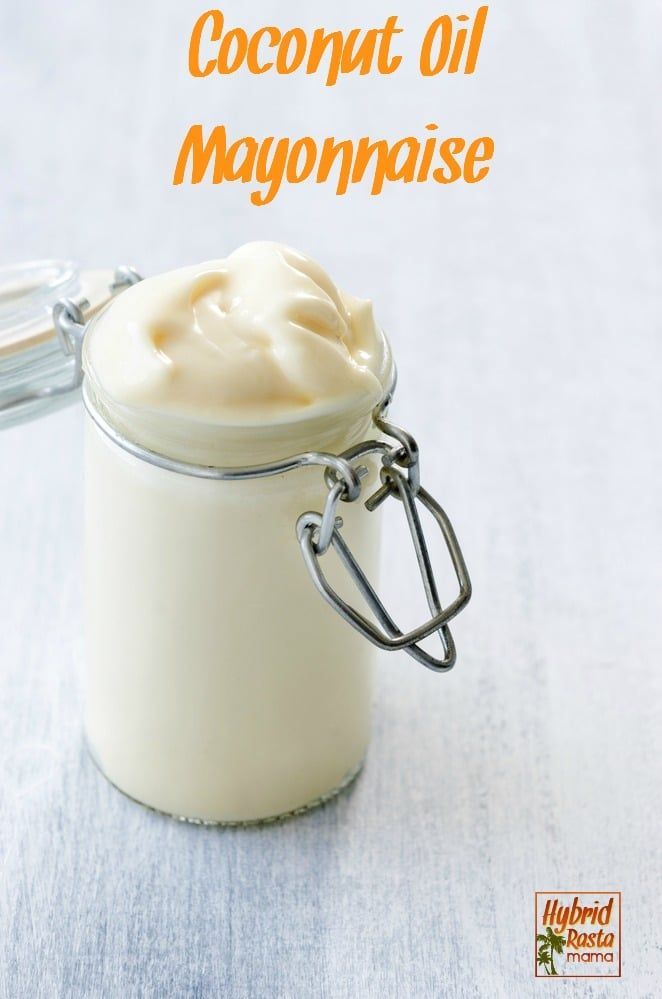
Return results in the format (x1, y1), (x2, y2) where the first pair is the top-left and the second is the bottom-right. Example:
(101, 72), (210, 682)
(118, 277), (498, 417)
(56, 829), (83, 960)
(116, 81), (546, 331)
(1, 1), (661, 996)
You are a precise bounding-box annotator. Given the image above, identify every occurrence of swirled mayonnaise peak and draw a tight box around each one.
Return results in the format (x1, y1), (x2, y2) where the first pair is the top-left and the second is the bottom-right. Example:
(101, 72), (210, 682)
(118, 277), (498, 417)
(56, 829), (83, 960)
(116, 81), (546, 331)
(84, 242), (392, 464)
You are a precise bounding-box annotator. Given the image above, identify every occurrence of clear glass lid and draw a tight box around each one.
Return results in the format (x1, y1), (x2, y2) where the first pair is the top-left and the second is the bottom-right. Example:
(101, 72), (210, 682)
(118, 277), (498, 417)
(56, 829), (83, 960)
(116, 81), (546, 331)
(0, 259), (80, 354)
(0, 260), (115, 428)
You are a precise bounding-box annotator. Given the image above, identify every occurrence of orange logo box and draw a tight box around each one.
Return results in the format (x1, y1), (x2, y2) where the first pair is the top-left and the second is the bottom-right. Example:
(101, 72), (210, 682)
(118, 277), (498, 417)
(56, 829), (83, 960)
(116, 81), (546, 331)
(534, 892), (621, 978)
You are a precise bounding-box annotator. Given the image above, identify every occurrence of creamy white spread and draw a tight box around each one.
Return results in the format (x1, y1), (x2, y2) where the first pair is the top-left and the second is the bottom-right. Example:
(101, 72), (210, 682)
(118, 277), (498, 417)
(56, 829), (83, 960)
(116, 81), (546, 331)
(83, 242), (385, 820)
(84, 242), (391, 430)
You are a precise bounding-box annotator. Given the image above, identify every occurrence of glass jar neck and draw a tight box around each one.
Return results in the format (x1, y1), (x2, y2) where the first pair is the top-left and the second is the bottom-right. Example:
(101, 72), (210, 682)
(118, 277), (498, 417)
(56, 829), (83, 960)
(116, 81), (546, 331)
(84, 376), (383, 469)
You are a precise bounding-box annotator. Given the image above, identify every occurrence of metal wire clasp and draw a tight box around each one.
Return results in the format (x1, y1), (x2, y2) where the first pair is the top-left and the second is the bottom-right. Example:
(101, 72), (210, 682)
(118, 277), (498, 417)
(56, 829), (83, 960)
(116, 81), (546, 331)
(52, 266), (142, 396)
(296, 402), (472, 673)
(0, 266), (142, 415)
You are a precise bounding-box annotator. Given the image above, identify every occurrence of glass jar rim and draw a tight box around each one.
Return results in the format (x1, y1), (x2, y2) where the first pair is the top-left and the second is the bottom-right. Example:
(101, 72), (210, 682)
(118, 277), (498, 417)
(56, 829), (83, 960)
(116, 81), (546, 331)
(82, 303), (394, 468)
(83, 352), (396, 476)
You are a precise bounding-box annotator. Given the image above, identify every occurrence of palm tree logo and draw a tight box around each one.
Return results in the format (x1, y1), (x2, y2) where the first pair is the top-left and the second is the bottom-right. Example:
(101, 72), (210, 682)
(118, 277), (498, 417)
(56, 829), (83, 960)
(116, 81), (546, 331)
(537, 926), (566, 976)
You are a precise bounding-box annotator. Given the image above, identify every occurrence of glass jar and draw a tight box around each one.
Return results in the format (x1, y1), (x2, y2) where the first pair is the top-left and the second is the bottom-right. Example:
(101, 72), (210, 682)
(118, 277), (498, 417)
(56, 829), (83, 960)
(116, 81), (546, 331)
(0, 262), (472, 825)
(84, 381), (382, 823)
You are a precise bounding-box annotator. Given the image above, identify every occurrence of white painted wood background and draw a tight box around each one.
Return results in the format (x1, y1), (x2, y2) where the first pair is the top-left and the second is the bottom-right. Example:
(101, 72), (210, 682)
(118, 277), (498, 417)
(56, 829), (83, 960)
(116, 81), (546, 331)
(1, 1), (660, 995)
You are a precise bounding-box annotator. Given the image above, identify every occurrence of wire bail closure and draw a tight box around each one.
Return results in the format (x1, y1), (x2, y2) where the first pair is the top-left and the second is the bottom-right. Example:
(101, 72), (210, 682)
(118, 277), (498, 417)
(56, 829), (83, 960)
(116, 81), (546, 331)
(37, 271), (472, 674)
(296, 402), (471, 673)
(51, 266), (142, 398)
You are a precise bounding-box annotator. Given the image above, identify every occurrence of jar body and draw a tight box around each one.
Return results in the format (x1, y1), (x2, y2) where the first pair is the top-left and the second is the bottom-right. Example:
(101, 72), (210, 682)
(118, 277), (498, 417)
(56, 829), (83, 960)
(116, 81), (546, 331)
(84, 410), (381, 823)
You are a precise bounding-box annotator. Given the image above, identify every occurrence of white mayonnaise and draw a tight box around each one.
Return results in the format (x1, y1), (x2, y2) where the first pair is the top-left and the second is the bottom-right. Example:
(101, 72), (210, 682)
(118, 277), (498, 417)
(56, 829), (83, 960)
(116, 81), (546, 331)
(83, 242), (391, 822)
(84, 241), (392, 464)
